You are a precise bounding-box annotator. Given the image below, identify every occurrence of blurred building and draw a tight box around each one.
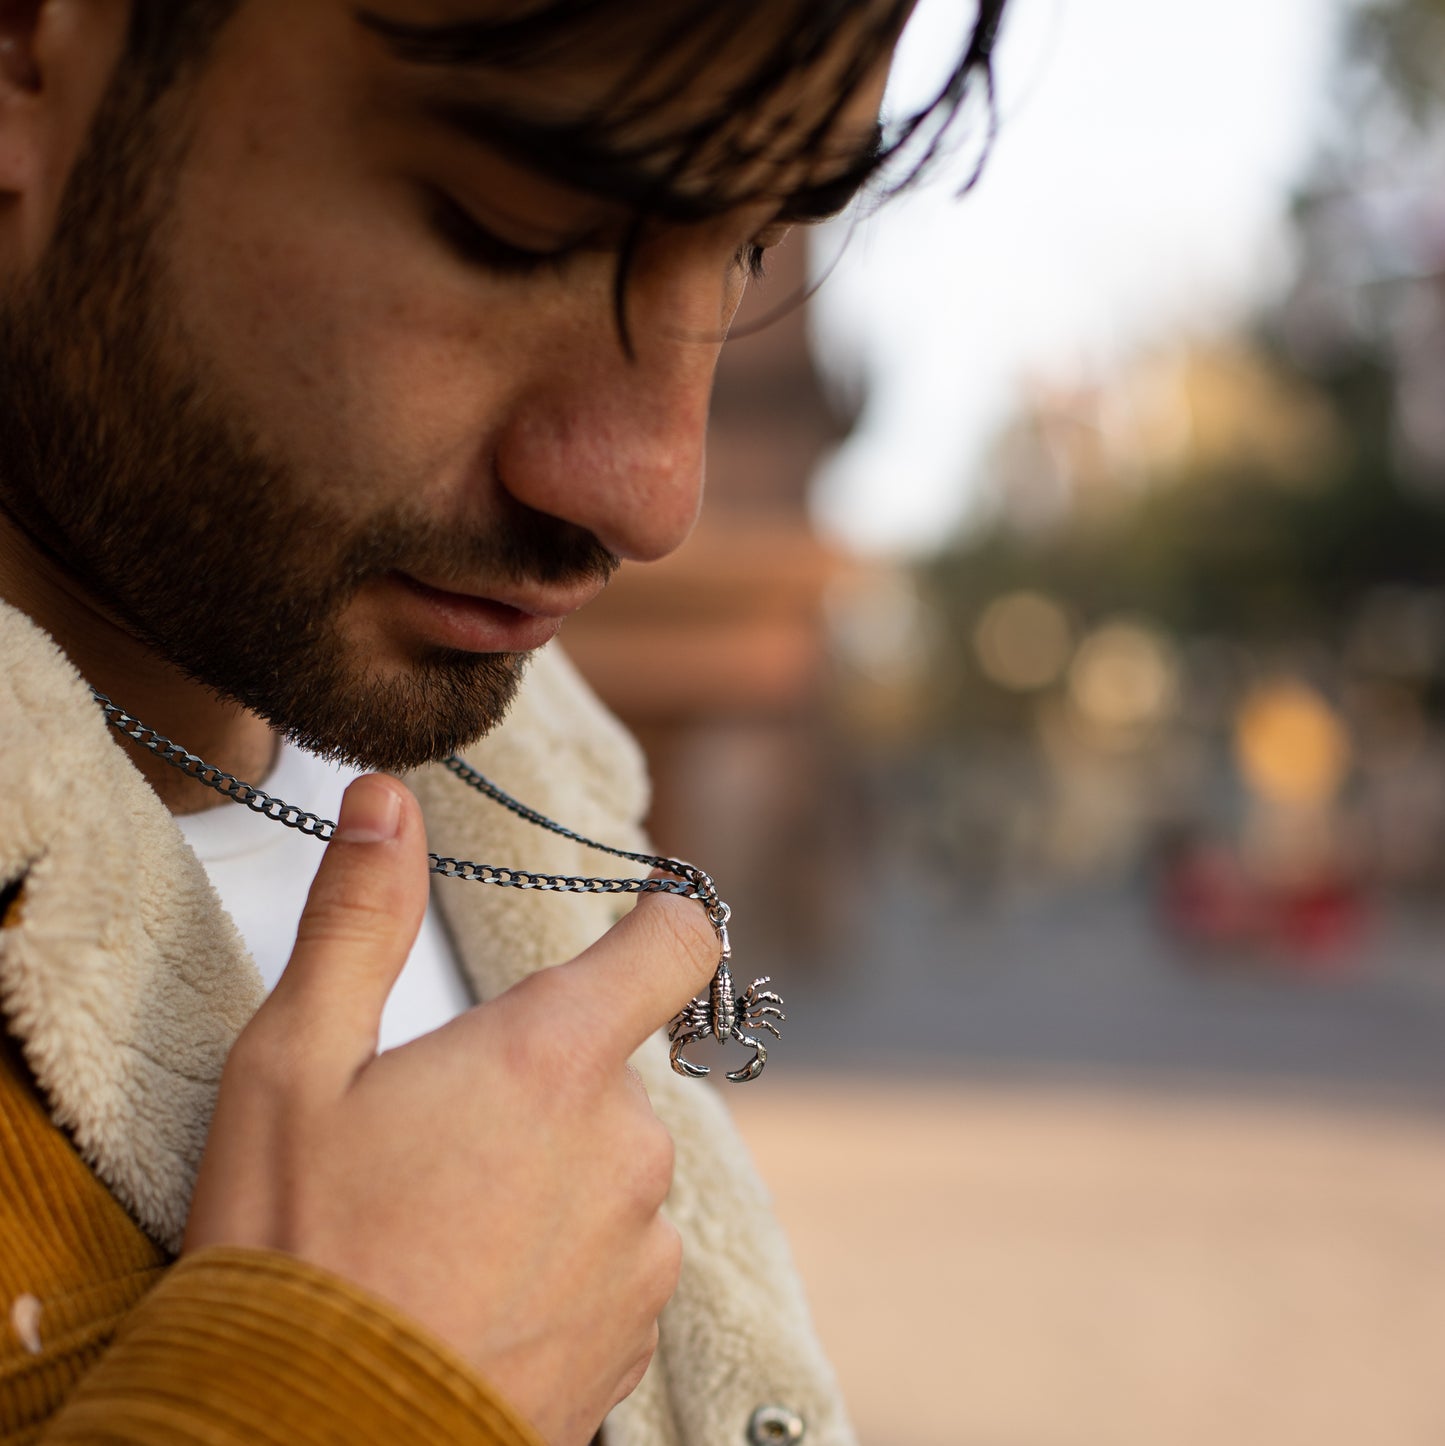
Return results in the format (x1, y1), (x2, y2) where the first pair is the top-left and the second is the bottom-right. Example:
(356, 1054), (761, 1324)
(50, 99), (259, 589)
(562, 235), (856, 953)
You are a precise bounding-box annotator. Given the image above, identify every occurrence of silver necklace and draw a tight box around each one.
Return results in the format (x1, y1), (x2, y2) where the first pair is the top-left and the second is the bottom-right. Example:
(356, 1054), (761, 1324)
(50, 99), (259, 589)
(90, 689), (784, 1082)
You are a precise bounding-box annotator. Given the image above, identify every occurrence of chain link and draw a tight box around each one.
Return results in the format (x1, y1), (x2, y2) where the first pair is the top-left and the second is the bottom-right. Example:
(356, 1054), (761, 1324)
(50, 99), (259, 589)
(91, 690), (722, 910)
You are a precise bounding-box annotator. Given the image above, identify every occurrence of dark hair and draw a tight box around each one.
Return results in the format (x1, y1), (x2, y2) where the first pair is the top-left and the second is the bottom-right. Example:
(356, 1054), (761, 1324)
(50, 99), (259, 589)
(357, 0), (1006, 207)
(117, 0), (1007, 339)
(120, 1), (245, 100)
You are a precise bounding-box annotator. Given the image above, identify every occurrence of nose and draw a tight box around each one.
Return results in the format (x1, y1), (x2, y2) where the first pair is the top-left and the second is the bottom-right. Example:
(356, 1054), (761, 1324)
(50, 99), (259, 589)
(492, 251), (733, 564)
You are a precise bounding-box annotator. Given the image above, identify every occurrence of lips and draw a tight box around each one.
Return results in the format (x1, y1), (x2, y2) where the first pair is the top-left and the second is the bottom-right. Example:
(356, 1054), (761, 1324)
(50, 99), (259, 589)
(388, 571), (595, 653)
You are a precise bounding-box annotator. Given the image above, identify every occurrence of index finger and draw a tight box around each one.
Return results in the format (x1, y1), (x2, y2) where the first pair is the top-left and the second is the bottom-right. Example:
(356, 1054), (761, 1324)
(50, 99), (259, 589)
(547, 888), (721, 1058)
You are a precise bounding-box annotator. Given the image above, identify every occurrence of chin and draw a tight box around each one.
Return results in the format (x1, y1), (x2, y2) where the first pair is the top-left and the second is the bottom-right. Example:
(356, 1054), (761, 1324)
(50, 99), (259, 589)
(259, 647), (531, 774)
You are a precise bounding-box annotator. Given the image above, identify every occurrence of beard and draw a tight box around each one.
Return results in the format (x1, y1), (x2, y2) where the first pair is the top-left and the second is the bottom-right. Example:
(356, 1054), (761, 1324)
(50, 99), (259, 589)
(0, 66), (616, 774)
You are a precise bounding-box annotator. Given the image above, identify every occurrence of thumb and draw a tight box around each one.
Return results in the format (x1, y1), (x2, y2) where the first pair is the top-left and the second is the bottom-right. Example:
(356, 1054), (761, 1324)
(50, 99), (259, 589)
(265, 774), (430, 1074)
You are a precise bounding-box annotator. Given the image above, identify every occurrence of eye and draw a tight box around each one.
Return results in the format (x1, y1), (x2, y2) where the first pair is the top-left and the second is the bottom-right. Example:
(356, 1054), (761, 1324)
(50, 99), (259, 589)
(734, 218), (795, 282)
(736, 242), (769, 281)
(425, 187), (579, 276)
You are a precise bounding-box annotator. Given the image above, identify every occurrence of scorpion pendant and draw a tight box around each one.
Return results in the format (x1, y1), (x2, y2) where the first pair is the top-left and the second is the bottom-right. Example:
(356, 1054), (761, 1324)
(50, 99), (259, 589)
(667, 908), (785, 1083)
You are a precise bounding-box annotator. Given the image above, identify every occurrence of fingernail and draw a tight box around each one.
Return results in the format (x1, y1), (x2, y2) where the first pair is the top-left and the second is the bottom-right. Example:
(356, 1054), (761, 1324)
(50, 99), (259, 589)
(334, 777), (402, 843)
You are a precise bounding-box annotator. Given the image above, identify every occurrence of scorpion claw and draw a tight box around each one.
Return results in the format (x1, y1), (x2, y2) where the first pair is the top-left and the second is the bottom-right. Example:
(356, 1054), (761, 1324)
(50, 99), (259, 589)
(669, 1036), (711, 1079)
(725, 1037), (767, 1083)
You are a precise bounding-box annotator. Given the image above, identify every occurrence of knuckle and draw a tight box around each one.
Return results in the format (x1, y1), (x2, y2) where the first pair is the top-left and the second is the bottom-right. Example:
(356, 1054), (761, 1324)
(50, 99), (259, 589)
(610, 1324), (659, 1410)
(221, 1018), (304, 1101)
(495, 1014), (562, 1085)
(630, 1121), (676, 1209)
(622, 1062), (650, 1102)
(495, 998), (596, 1095)
(224, 997), (340, 1103)
(294, 887), (399, 949)
(218, 1029), (268, 1095)
(646, 1218), (684, 1305)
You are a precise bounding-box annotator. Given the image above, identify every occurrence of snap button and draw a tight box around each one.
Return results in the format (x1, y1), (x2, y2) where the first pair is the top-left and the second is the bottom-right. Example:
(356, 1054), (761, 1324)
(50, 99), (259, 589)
(9, 1294), (42, 1355)
(747, 1404), (805, 1444)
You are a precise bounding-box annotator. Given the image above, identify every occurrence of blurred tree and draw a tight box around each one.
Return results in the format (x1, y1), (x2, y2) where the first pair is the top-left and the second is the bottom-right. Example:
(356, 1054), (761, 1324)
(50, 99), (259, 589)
(921, 0), (1445, 739)
(1349, 0), (1445, 128)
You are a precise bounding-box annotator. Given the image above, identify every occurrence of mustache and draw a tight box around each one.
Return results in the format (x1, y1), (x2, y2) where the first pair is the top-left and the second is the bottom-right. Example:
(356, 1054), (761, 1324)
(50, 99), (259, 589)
(340, 495), (621, 596)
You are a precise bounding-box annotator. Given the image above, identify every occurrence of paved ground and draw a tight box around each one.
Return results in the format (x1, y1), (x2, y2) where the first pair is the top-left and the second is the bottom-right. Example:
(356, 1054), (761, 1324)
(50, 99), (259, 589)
(729, 1076), (1445, 1446)
(708, 875), (1445, 1446)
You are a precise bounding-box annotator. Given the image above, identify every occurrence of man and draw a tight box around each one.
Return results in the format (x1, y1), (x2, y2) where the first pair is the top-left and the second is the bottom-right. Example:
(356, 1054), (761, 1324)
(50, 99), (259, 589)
(0, 2), (1002, 1443)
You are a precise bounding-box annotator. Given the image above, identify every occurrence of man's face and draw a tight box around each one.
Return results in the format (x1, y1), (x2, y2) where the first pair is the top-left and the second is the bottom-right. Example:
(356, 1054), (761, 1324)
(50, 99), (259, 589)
(0, 0), (888, 770)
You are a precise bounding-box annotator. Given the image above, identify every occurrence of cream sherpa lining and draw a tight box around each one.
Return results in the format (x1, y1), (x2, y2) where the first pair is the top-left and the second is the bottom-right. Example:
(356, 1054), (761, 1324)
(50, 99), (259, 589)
(0, 601), (855, 1446)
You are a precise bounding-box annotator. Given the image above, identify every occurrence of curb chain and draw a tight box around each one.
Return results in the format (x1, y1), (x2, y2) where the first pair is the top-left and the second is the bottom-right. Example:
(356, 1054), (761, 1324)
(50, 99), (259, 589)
(90, 690), (726, 918)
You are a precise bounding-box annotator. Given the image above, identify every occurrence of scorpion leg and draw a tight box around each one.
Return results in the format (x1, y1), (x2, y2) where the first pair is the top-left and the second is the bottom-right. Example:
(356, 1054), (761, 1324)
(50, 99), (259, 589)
(725, 1030), (768, 1083)
(668, 1001), (707, 1042)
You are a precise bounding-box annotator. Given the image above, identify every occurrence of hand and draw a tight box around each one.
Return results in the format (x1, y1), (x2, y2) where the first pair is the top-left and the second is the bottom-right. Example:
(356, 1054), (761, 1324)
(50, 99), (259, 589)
(183, 774), (719, 1446)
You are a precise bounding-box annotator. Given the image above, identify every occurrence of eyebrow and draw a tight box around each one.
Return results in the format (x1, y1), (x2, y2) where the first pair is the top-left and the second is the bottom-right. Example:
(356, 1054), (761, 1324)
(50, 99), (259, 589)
(356, 5), (883, 225)
(424, 95), (885, 229)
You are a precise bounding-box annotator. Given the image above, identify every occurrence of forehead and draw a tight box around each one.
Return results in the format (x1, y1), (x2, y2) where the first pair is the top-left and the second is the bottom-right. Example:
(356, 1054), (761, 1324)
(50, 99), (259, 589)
(356, 0), (901, 215)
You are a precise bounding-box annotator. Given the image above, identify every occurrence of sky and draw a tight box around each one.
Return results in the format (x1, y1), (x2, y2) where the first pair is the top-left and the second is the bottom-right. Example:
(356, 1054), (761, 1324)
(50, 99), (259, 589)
(808, 0), (1347, 555)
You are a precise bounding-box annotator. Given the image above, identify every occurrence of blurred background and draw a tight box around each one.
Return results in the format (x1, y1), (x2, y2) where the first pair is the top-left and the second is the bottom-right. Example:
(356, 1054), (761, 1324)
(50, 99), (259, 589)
(564, 0), (1445, 1441)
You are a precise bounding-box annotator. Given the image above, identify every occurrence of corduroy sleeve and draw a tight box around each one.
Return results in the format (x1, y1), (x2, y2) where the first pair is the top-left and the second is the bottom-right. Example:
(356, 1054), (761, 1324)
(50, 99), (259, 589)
(39, 1247), (546, 1446)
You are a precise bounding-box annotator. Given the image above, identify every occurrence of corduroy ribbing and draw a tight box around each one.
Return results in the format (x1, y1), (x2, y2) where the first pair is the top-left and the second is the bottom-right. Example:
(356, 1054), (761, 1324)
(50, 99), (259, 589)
(0, 1033), (159, 1275)
(0, 1034), (168, 1442)
(44, 1250), (543, 1445)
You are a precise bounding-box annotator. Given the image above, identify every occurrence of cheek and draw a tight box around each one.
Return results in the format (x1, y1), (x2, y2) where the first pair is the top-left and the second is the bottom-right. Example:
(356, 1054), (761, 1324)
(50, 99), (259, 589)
(155, 78), (525, 515)
(165, 197), (516, 509)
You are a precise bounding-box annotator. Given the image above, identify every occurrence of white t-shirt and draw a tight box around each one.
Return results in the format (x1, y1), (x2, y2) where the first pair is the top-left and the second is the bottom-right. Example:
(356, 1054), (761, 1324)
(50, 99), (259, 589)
(176, 742), (475, 1051)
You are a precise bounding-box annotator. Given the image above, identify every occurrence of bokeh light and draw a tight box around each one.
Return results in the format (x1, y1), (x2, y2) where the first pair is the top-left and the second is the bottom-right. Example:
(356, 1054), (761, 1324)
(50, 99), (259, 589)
(1234, 679), (1352, 807)
(1067, 618), (1181, 738)
(973, 589), (1074, 691)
